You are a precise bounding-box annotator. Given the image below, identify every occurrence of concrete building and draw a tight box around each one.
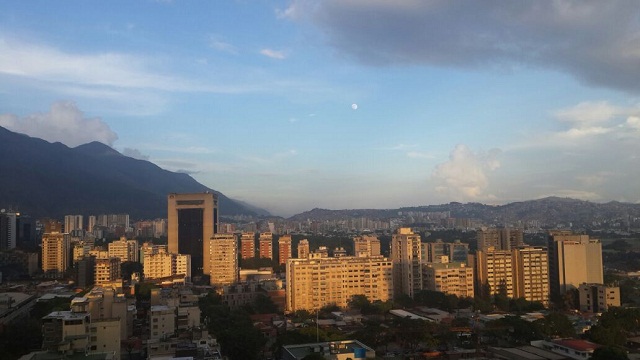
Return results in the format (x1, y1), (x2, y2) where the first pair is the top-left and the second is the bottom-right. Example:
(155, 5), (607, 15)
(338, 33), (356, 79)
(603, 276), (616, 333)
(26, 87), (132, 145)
(42, 231), (70, 278)
(0, 210), (17, 250)
(278, 234), (292, 265)
(149, 305), (176, 340)
(423, 260), (474, 298)
(209, 233), (238, 287)
(297, 239), (309, 259)
(548, 231), (603, 296)
(108, 236), (139, 262)
(240, 232), (255, 259)
(477, 227), (523, 251)
(513, 246), (550, 305)
(64, 215), (83, 233)
(94, 257), (121, 286)
(282, 340), (375, 360)
(391, 228), (422, 298)
(425, 239), (447, 263)
(578, 283), (620, 313)
(143, 247), (191, 281)
(447, 240), (470, 263)
(168, 192), (218, 276)
(41, 311), (91, 353)
(353, 235), (381, 257)
(476, 248), (515, 298)
(286, 255), (393, 312)
(259, 232), (273, 260)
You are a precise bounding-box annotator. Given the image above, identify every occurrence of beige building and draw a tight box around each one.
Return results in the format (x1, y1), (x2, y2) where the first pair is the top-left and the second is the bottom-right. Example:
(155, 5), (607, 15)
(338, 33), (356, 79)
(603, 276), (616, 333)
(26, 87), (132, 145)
(259, 232), (273, 260)
(240, 232), (255, 259)
(513, 246), (549, 305)
(477, 227), (523, 251)
(578, 283), (620, 313)
(476, 248), (515, 298)
(353, 235), (381, 257)
(149, 305), (176, 340)
(95, 257), (121, 286)
(167, 192), (218, 277)
(278, 234), (293, 265)
(143, 247), (191, 281)
(286, 255), (393, 312)
(548, 231), (603, 296)
(391, 228), (422, 298)
(209, 234), (238, 286)
(423, 261), (474, 298)
(42, 231), (70, 278)
(108, 237), (139, 262)
(297, 239), (310, 259)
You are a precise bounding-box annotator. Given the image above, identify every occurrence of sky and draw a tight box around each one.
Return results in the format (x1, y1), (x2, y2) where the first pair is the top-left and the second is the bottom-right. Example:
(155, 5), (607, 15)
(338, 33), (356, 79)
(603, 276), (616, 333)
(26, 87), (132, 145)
(1, 1), (640, 217)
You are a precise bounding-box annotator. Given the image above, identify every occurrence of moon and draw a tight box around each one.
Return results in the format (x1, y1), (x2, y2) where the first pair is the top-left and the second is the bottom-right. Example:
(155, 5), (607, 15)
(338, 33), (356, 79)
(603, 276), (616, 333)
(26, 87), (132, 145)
(351, 103), (358, 110)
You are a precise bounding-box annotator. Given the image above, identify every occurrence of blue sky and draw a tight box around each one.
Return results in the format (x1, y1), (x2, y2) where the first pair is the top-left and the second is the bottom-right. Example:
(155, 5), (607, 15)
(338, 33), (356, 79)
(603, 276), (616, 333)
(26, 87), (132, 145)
(2, 1), (640, 216)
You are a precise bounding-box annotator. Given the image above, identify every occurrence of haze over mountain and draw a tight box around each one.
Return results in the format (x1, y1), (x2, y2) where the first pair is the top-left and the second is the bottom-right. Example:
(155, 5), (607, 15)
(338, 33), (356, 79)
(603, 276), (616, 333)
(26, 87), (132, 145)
(0, 126), (269, 219)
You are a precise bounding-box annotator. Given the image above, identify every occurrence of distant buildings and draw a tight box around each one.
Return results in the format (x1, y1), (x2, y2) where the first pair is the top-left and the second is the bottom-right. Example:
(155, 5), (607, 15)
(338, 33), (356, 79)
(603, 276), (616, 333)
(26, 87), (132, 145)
(41, 231), (70, 278)
(108, 236), (139, 262)
(353, 234), (381, 257)
(259, 232), (273, 260)
(168, 192), (218, 276)
(477, 226), (523, 251)
(297, 239), (309, 259)
(278, 234), (292, 265)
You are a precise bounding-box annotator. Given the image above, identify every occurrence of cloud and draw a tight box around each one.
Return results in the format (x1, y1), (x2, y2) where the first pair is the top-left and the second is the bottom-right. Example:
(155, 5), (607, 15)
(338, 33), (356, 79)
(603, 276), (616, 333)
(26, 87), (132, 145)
(554, 101), (621, 124)
(290, 0), (640, 92)
(431, 144), (501, 200)
(0, 101), (118, 147)
(549, 101), (640, 142)
(260, 48), (287, 59)
(208, 35), (238, 54)
(122, 148), (150, 160)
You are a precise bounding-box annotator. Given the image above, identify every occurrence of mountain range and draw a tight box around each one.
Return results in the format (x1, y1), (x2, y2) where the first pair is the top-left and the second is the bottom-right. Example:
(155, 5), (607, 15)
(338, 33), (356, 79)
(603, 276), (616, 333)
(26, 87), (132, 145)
(0, 126), (268, 220)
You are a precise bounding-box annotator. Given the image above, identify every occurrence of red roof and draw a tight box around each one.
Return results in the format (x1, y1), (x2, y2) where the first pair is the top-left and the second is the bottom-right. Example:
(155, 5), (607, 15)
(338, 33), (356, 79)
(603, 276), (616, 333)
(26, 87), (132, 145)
(553, 339), (601, 352)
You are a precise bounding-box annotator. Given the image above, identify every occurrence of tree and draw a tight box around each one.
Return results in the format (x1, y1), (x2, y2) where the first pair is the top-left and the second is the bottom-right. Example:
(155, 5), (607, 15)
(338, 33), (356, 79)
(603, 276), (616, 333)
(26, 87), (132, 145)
(590, 346), (629, 360)
(252, 293), (279, 314)
(348, 294), (373, 314)
(534, 312), (575, 339)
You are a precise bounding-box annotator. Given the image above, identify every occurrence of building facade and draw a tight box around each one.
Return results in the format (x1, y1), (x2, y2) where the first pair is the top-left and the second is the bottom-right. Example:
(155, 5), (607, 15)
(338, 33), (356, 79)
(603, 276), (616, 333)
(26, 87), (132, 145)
(259, 232), (273, 260)
(42, 231), (70, 278)
(209, 234), (238, 287)
(240, 232), (255, 259)
(278, 234), (292, 265)
(353, 235), (381, 257)
(391, 228), (422, 298)
(297, 239), (309, 259)
(286, 255), (393, 312)
(423, 261), (474, 298)
(108, 237), (139, 262)
(168, 192), (218, 276)
(548, 231), (603, 296)
(578, 283), (620, 313)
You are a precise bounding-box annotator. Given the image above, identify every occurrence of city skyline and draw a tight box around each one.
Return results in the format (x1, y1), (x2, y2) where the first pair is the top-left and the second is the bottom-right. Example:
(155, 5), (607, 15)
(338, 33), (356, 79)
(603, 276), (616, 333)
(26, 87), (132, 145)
(2, 1), (640, 217)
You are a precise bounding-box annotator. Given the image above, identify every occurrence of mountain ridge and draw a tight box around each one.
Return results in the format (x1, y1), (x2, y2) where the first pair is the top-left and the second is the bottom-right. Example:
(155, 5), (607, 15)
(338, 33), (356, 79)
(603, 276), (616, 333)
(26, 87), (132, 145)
(0, 126), (268, 219)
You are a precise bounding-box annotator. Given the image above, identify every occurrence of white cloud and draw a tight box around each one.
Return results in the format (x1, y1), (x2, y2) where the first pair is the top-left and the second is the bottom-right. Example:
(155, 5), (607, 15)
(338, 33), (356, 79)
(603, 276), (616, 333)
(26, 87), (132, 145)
(0, 101), (118, 147)
(208, 35), (238, 54)
(260, 48), (287, 59)
(290, 0), (640, 92)
(555, 101), (621, 124)
(431, 144), (501, 200)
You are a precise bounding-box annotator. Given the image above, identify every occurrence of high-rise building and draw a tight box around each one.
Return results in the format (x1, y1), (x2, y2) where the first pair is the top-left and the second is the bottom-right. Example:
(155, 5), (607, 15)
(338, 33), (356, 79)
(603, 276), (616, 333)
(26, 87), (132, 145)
(423, 260), (474, 298)
(286, 255), (393, 312)
(87, 215), (96, 233)
(278, 234), (292, 265)
(209, 234), (238, 287)
(108, 237), (139, 262)
(477, 227), (523, 251)
(548, 231), (603, 296)
(391, 228), (422, 298)
(513, 246), (550, 305)
(168, 192), (218, 276)
(297, 239), (310, 259)
(447, 240), (470, 263)
(578, 283), (620, 313)
(240, 232), (255, 259)
(476, 248), (515, 298)
(143, 246), (191, 281)
(64, 215), (84, 233)
(353, 235), (381, 257)
(42, 231), (70, 278)
(258, 232), (273, 259)
(95, 257), (121, 286)
(425, 239), (447, 263)
(0, 210), (17, 250)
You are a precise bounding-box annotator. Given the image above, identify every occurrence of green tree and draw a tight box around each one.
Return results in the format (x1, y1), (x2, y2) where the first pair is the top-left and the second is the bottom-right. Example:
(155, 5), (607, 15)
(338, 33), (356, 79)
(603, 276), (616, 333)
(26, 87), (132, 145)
(534, 312), (576, 339)
(348, 294), (373, 314)
(590, 346), (629, 360)
(252, 293), (279, 314)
